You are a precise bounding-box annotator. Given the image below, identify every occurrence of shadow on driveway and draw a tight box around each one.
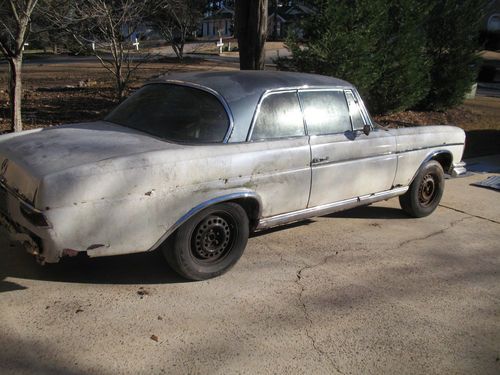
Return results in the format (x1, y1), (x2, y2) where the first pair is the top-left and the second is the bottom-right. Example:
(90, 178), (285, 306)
(0, 205), (409, 288)
(0, 243), (187, 288)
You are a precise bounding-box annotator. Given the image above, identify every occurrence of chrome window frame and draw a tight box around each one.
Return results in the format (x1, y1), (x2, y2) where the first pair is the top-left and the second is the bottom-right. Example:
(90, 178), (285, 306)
(344, 89), (373, 129)
(246, 89), (307, 142)
(297, 88), (353, 136)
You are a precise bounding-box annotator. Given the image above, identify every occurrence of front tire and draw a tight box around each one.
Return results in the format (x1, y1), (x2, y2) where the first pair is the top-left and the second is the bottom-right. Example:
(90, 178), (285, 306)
(162, 202), (249, 280)
(399, 160), (444, 218)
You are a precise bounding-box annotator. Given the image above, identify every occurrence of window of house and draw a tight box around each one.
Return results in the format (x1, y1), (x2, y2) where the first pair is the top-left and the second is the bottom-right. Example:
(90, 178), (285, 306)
(251, 92), (305, 140)
(299, 90), (351, 135)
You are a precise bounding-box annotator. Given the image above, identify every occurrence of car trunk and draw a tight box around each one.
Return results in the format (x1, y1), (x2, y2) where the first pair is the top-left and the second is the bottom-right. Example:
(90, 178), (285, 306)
(0, 121), (178, 205)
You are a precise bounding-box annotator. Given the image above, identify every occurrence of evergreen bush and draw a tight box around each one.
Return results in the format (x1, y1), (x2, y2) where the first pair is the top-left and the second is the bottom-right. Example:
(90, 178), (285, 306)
(282, 0), (484, 114)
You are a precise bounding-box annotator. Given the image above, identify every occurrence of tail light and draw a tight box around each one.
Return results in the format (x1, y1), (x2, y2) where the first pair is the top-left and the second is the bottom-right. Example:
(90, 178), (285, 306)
(20, 202), (51, 228)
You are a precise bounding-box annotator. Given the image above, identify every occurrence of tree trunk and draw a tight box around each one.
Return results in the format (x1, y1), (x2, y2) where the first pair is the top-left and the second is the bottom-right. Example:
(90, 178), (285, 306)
(8, 57), (23, 132)
(235, 0), (268, 70)
(116, 68), (125, 101)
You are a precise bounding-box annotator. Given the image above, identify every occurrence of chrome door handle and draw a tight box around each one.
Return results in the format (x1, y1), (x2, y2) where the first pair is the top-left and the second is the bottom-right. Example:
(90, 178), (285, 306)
(312, 156), (329, 164)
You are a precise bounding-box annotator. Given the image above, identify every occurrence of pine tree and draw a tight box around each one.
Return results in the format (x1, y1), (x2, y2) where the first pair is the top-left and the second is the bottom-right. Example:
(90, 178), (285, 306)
(417, 0), (483, 111)
(368, 0), (430, 114)
(284, 0), (430, 114)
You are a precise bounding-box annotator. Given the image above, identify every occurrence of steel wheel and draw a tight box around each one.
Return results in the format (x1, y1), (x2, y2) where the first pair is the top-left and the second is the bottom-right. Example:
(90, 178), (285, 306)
(399, 160), (444, 218)
(191, 214), (236, 263)
(162, 202), (249, 280)
(418, 173), (437, 207)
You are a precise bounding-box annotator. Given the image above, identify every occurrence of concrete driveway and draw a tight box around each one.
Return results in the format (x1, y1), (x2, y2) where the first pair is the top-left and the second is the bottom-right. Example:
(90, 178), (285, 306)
(0, 163), (499, 374)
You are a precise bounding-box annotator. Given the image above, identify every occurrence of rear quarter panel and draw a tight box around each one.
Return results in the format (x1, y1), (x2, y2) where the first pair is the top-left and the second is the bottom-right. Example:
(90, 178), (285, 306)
(40, 139), (311, 259)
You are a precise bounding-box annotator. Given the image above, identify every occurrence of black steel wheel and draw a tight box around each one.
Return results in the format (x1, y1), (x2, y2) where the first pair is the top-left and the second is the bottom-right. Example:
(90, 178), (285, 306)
(191, 214), (235, 263)
(162, 202), (249, 280)
(418, 173), (438, 207)
(399, 160), (444, 218)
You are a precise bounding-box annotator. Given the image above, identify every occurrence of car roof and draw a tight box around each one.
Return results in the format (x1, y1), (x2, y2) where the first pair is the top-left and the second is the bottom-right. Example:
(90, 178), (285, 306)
(150, 71), (355, 142)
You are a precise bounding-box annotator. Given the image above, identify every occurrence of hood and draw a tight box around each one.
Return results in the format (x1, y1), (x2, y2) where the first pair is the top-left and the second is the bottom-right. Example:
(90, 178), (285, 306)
(0, 121), (179, 203)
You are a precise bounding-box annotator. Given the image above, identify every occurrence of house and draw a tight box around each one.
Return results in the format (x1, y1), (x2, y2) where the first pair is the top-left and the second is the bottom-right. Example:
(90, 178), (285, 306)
(199, 2), (317, 40)
(485, 0), (500, 33)
(268, 3), (317, 40)
(200, 6), (234, 38)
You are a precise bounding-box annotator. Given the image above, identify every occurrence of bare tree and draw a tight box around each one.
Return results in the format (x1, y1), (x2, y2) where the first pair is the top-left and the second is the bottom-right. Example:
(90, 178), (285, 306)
(152, 0), (204, 60)
(0, 0), (40, 132)
(235, 0), (268, 70)
(50, 0), (156, 101)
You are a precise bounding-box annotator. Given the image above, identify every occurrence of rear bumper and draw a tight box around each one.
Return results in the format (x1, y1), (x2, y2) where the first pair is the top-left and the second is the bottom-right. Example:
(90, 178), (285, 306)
(450, 161), (467, 177)
(0, 181), (59, 264)
(0, 213), (43, 262)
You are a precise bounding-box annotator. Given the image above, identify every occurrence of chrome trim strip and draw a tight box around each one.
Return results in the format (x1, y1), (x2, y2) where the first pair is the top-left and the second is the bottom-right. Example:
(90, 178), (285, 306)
(408, 149), (453, 184)
(311, 152), (395, 167)
(0, 180), (52, 228)
(0, 179), (40, 213)
(149, 191), (263, 251)
(246, 86), (355, 142)
(145, 80), (235, 144)
(246, 89), (300, 141)
(309, 143), (464, 168)
(344, 89), (372, 129)
(397, 143), (464, 154)
(256, 187), (408, 230)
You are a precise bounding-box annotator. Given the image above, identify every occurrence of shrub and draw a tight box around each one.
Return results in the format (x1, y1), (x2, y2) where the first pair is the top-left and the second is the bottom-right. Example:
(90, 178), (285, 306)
(417, 0), (484, 111)
(283, 0), (484, 114)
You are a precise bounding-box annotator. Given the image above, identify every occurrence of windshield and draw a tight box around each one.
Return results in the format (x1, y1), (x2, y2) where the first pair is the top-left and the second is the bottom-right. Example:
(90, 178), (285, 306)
(105, 83), (230, 143)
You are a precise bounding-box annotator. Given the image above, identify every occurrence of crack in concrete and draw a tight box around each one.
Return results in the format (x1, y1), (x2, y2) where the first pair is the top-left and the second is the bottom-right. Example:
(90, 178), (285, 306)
(285, 203), (491, 372)
(439, 204), (500, 225)
(398, 216), (473, 248)
(295, 258), (344, 375)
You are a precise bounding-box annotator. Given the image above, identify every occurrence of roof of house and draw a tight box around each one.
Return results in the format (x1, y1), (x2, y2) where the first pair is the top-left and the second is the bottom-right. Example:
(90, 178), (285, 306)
(203, 7), (234, 21)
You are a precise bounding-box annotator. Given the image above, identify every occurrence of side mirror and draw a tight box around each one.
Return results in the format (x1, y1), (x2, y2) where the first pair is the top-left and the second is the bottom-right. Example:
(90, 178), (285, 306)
(363, 124), (371, 136)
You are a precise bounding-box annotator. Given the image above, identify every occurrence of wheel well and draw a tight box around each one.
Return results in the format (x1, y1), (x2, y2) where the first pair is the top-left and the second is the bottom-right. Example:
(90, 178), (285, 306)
(431, 152), (452, 174)
(229, 198), (261, 231)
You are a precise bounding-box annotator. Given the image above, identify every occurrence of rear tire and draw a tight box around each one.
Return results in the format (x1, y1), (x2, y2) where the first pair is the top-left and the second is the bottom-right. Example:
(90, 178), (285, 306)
(162, 202), (249, 280)
(399, 160), (444, 218)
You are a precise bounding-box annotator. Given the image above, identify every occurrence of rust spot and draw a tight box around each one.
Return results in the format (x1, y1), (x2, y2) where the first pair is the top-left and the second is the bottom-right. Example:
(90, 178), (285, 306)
(137, 287), (150, 298)
(87, 244), (106, 250)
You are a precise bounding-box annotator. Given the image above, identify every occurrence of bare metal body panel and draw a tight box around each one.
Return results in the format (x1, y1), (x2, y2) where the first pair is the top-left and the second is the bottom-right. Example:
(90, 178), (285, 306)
(0, 72), (466, 263)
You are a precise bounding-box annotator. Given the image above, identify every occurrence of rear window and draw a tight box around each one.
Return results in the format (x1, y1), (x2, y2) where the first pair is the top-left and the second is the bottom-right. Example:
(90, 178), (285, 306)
(105, 84), (230, 143)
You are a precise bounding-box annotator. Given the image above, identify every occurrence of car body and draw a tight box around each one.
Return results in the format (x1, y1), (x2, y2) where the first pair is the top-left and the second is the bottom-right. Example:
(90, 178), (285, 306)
(0, 71), (466, 279)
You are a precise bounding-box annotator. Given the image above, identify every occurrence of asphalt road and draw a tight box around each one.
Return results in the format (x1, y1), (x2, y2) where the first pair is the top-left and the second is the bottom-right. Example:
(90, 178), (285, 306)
(0, 158), (499, 375)
(5, 41), (288, 67)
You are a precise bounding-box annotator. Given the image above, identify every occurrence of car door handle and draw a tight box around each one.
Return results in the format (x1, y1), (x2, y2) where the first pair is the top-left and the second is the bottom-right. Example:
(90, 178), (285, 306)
(312, 156), (329, 164)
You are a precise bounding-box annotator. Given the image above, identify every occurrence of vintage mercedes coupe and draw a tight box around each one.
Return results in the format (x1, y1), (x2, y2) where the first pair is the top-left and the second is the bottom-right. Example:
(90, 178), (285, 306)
(0, 71), (466, 280)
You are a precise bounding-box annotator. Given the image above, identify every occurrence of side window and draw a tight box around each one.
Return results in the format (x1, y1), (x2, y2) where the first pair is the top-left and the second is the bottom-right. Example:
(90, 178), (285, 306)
(299, 90), (351, 135)
(251, 92), (305, 140)
(344, 90), (366, 130)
